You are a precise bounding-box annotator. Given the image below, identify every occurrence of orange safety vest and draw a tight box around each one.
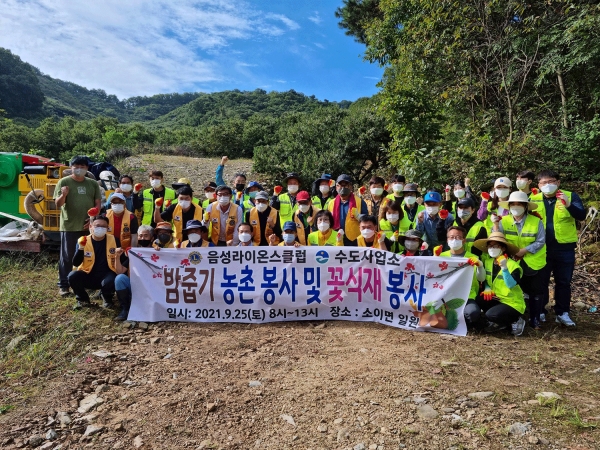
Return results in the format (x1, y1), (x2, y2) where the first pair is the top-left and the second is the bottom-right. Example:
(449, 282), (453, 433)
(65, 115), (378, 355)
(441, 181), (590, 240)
(106, 209), (132, 249)
(172, 203), (203, 242)
(328, 194), (361, 241)
(249, 207), (279, 245)
(209, 204), (238, 245)
(292, 208), (317, 246)
(78, 234), (118, 274)
(153, 238), (175, 250)
(179, 239), (211, 248)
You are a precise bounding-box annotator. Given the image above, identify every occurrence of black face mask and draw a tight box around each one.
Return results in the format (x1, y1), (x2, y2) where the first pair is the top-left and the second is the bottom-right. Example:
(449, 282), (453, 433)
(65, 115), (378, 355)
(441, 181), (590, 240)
(157, 234), (171, 244)
(235, 183), (246, 192)
(138, 239), (152, 247)
(339, 187), (351, 197)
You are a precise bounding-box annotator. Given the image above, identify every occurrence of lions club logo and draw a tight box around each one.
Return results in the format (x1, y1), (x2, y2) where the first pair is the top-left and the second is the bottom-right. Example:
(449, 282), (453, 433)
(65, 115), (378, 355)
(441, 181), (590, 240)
(188, 251), (202, 265)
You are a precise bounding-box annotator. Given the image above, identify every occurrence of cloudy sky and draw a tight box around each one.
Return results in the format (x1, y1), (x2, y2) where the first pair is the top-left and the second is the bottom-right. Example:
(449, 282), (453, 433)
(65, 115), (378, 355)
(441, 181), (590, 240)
(0, 0), (383, 101)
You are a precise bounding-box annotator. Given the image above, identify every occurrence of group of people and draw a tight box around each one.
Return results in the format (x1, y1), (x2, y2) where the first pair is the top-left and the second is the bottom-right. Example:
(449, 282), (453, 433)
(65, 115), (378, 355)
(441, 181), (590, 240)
(54, 156), (586, 335)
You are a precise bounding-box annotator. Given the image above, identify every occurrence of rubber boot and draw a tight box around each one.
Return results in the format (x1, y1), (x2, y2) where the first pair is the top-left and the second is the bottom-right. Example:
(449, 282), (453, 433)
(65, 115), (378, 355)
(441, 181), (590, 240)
(114, 289), (131, 321)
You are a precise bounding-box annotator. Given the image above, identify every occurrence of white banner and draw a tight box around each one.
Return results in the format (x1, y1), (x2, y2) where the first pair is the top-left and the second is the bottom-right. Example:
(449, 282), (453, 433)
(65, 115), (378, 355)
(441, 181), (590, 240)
(128, 247), (474, 336)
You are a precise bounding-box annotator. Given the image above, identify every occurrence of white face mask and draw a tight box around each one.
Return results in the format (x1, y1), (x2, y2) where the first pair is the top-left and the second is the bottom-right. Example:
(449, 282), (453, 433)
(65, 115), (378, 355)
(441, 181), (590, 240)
(448, 239), (463, 251)
(298, 204), (310, 214)
(495, 188), (510, 199)
(510, 206), (525, 217)
(73, 168), (86, 177)
(457, 208), (471, 220)
(205, 192), (215, 200)
(150, 179), (162, 188)
(288, 185), (299, 194)
(454, 189), (465, 199)
(541, 184), (558, 195)
(360, 229), (375, 239)
(392, 183), (404, 193)
(256, 202), (268, 213)
(516, 179), (528, 190)
(426, 206), (439, 215)
(404, 240), (419, 251)
(488, 247), (502, 258)
(93, 227), (107, 238)
(319, 185), (330, 194)
(120, 184), (132, 192)
(179, 200), (191, 209)
(317, 222), (330, 232)
(188, 233), (201, 243)
(282, 233), (296, 244)
(218, 196), (230, 205)
(111, 204), (125, 214)
(371, 187), (384, 196)
(239, 233), (252, 243)
(386, 213), (399, 223)
(404, 196), (416, 206)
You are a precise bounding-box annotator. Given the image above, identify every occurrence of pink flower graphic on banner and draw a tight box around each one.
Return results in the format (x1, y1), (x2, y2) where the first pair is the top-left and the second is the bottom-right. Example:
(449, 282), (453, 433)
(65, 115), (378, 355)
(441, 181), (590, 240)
(151, 254), (159, 262)
(438, 261), (448, 271)
(405, 263), (415, 272)
(180, 259), (190, 266)
(426, 272), (435, 278)
(433, 282), (439, 289)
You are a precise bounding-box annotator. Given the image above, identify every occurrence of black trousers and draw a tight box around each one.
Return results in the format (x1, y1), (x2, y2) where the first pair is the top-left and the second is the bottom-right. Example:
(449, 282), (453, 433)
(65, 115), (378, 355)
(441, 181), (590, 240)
(475, 296), (521, 326)
(68, 269), (116, 303)
(58, 231), (87, 288)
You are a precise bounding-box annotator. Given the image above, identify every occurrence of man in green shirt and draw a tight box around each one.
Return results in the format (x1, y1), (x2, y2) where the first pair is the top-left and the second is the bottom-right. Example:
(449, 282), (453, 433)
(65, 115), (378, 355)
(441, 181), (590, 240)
(54, 155), (102, 297)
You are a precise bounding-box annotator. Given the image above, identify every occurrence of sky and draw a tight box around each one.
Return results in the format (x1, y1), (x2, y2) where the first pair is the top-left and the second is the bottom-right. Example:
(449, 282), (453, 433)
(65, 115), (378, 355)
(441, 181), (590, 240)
(0, 0), (383, 102)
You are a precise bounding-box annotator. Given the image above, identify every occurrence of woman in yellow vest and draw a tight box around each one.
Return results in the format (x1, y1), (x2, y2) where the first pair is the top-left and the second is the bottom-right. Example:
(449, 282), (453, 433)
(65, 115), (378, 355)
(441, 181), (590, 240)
(379, 201), (413, 253)
(473, 232), (527, 336)
(328, 174), (368, 246)
(477, 177), (512, 230)
(363, 176), (388, 221)
(178, 220), (214, 248)
(311, 173), (335, 210)
(154, 186), (203, 243)
(202, 182), (218, 209)
(106, 192), (138, 248)
(68, 215), (127, 310)
(494, 191), (546, 329)
(308, 210), (338, 246)
(451, 197), (487, 256)
(246, 191), (282, 245)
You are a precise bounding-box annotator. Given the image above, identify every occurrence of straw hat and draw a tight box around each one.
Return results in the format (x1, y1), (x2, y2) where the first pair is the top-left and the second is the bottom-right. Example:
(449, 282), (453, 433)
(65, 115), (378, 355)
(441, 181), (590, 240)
(473, 231), (520, 256)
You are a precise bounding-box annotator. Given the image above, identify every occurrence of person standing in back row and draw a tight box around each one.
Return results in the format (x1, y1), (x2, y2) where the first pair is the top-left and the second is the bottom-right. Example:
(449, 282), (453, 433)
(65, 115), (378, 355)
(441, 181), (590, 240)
(54, 155), (102, 297)
(141, 170), (175, 228)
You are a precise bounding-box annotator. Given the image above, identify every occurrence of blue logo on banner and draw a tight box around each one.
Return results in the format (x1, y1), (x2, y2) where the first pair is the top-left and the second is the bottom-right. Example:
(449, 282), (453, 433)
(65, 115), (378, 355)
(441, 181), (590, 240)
(315, 250), (329, 264)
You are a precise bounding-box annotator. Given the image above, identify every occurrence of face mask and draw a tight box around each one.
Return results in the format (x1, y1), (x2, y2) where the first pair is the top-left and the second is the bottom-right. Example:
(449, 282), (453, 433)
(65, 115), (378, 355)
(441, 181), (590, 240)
(495, 188), (510, 199)
(426, 206), (439, 215)
(288, 185), (299, 194)
(404, 196), (416, 205)
(448, 239), (463, 251)
(73, 168), (86, 177)
(150, 179), (162, 188)
(120, 184), (132, 192)
(298, 204), (310, 214)
(138, 238), (152, 247)
(319, 185), (330, 194)
(282, 233), (296, 244)
(249, 191), (257, 199)
(454, 189), (465, 199)
(510, 206), (525, 217)
(404, 240), (419, 251)
(218, 196), (230, 205)
(541, 184), (558, 195)
(339, 187), (350, 197)
(371, 187), (384, 196)
(256, 203), (268, 213)
(239, 233), (252, 243)
(488, 247), (502, 258)
(386, 213), (399, 223)
(516, 179), (528, 190)
(392, 183), (404, 193)
(235, 183), (246, 192)
(179, 200), (191, 209)
(158, 234), (171, 244)
(111, 204), (125, 214)
(188, 233), (201, 243)
(317, 222), (330, 232)
(457, 208), (471, 220)
(361, 229), (375, 239)
(205, 192), (215, 200)
(93, 227), (107, 238)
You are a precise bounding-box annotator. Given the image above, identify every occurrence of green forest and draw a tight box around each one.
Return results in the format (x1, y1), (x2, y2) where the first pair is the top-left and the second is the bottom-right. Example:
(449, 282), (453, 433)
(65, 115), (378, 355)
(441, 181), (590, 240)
(1, 0), (600, 188)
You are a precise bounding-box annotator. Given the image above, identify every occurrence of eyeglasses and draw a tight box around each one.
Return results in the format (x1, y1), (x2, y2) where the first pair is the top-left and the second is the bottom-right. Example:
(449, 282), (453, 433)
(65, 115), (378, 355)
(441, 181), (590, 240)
(447, 236), (463, 241)
(538, 179), (558, 186)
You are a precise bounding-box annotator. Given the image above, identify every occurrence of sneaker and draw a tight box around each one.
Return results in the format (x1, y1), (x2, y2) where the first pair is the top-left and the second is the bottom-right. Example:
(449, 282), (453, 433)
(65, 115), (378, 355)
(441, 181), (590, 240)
(539, 313), (546, 323)
(73, 300), (91, 310)
(530, 317), (541, 330)
(484, 322), (507, 333)
(511, 317), (526, 336)
(59, 288), (71, 297)
(555, 312), (576, 327)
(102, 299), (116, 309)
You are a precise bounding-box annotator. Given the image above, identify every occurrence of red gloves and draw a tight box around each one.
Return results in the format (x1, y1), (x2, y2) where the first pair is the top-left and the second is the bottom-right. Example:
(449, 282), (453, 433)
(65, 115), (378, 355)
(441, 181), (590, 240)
(531, 187), (539, 195)
(133, 183), (143, 193)
(433, 245), (443, 256)
(87, 207), (99, 217)
(155, 198), (164, 207)
(359, 186), (367, 196)
(481, 192), (491, 201)
(274, 185), (283, 195)
(164, 199), (172, 208)
(482, 290), (495, 301)
(77, 236), (87, 246)
(420, 242), (429, 252)
(439, 209), (449, 219)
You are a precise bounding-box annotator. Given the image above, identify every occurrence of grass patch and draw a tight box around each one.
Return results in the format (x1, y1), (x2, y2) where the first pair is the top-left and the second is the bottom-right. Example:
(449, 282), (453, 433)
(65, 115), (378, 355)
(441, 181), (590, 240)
(0, 405), (14, 414)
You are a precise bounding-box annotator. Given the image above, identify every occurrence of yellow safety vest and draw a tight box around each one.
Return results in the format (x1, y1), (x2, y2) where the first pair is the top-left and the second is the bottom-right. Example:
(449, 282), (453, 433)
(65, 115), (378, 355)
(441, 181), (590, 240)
(141, 187), (175, 225)
(483, 256), (526, 313)
(312, 195), (333, 210)
(308, 229), (338, 246)
(180, 239), (210, 248)
(501, 213), (546, 270)
(77, 234), (117, 274)
(440, 250), (480, 300)
(293, 209), (317, 246)
(106, 209), (132, 249)
(328, 194), (361, 241)
(153, 237), (175, 249)
(249, 207), (278, 245)
(453, 219), (485, 253)
(356, 235), (382, 249)
(172, 203), (203, 242)
(530, 191), (578, 243)
(277, 193), (298, 226)
(209, 204), (237, 245)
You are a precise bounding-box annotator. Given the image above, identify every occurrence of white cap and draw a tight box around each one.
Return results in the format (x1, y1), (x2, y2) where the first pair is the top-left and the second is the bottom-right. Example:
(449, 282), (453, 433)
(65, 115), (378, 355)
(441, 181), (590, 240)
(111, 193), (127, 202)
(494, 177), (512, 188)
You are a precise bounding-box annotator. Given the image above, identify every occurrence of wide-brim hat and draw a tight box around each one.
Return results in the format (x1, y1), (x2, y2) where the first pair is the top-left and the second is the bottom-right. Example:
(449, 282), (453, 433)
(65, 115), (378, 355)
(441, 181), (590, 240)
(315, 173), (332, 184)
(498, 191), (538, 211)
(284, 173), (301, 183)
(183, 219), (207, 232)
(396, 229), (423, 246)
(473, 231), (520, 256)
(403, 183), (420, 194)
